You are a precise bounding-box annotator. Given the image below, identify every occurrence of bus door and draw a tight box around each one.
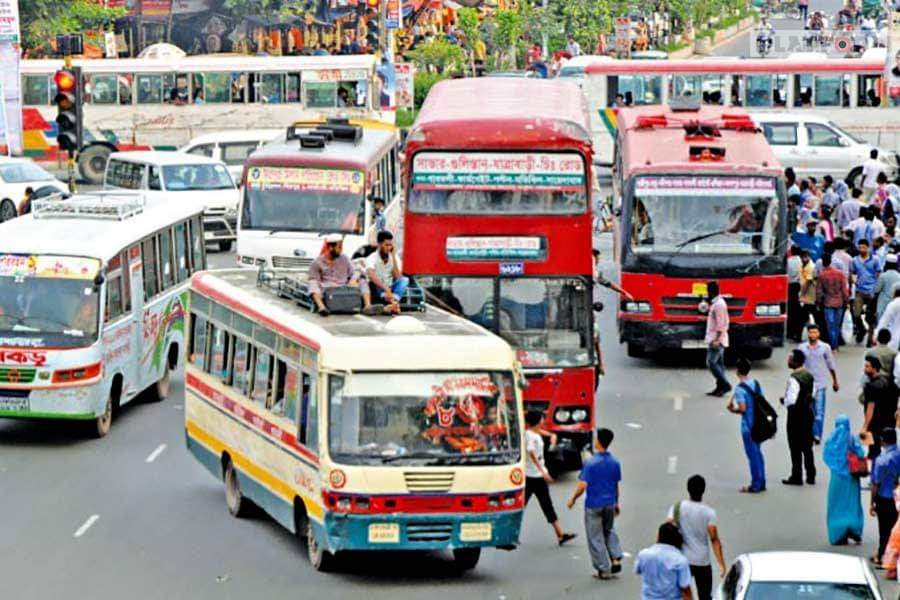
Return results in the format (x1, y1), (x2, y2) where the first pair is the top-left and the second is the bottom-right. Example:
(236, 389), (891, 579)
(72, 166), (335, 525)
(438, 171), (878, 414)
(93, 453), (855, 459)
(123, 244), (145, 400)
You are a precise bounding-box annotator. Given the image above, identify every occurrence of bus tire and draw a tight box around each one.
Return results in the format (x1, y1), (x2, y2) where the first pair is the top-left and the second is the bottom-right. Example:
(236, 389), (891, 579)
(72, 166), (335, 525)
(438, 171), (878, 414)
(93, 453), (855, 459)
(149, 362), (171, 402)
(452, 548), (481, 571)
(223, 459), (250, 518)
(218, 240), (233, 252)
(626, 342), (645, 358)
(307, 526), (336, 571)
(747, 347), (773, 361)
(77, 144), (113, 185)
(91, 395), (113, 438)
(845, 166), (863, 190)
(0, 199), (16, 222)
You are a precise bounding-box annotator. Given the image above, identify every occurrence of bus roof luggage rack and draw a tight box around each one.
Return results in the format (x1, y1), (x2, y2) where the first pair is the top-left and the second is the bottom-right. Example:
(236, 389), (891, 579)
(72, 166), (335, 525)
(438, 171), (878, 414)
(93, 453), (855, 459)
(257, 268), (426, 314)
(31, 191), (146, 221)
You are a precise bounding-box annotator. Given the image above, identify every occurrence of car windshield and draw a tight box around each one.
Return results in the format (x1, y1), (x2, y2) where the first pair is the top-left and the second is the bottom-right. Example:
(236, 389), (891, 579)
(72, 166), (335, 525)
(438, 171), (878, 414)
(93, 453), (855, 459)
(0, 255), (101, 346)
(745, 581), (876, 599)
(328, 372), (520, 466)
(418, 276), (592, 368)
(409, 151), (588, 215)
(0, 162), (53, 184)
(163, 164), (235, 191)
(241, 166), (366, 233)
(630, 175), (780, 255)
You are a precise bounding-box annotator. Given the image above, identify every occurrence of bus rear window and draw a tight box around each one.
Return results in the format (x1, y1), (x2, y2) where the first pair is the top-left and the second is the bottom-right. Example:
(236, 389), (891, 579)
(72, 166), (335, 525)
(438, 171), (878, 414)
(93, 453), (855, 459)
(105, 160), (145, 190)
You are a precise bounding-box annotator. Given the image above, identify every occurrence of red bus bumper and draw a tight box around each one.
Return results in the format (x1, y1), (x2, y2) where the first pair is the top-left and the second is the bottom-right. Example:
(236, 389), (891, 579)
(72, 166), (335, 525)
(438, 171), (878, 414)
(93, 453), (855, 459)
(523, 367), (594, 462)
(619, 318), (785, 354)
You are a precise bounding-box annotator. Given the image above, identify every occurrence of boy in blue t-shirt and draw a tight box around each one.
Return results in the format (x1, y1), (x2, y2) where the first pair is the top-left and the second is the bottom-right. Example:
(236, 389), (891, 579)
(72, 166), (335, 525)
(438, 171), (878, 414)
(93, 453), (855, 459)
(727, 357), (766, 493)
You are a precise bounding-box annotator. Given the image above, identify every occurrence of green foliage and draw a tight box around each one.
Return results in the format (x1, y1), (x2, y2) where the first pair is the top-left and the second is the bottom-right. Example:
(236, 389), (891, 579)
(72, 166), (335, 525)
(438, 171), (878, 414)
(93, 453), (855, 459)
(21, 0), (125, 54)
(396, 108), (418, 129)
(457, 7), (482, 45)
(492, 9), (524, 68)
(406, 38), (465, 74)
(413, 72), (447, 109)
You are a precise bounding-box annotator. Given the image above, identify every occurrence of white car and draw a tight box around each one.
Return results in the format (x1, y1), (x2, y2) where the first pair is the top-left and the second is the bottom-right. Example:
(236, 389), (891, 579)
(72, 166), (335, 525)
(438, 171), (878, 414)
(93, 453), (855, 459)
(717, 551), (883, 599)
(748, 112), (900, 185)
(103, 151), (240, 251)
(181, 129), (282, 181)
(0, 158), (68, 222)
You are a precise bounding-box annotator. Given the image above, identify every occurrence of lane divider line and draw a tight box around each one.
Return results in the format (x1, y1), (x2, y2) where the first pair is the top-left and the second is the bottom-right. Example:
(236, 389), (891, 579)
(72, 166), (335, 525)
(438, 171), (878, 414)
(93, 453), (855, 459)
(667, 455), (678, 474)
(74, 514), (99, 538)
(673, 396), (683, 411)
(145, 443), (167, 464)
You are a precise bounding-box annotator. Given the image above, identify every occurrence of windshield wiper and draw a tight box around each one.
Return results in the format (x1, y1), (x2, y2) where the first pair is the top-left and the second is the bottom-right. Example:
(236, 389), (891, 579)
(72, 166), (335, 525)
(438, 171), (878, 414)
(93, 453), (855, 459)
(380, 451), (447, 464)
(675, 230), (728, 250)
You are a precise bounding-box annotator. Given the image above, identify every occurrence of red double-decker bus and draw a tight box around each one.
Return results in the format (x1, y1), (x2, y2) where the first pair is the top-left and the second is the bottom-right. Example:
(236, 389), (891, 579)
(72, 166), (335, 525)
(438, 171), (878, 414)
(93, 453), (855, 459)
(403, 78), (596, 470)
(613, 104), (788, 359)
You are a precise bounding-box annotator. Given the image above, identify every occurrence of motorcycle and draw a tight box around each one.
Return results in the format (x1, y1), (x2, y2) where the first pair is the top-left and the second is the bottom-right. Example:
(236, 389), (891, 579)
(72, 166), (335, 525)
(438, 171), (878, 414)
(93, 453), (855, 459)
(757, 32), (773, 56)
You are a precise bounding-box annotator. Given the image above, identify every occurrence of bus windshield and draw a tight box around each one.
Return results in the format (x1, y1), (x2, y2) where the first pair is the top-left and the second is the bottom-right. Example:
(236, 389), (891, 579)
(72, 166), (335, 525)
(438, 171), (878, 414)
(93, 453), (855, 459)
(418, 276), (592, 368)
(409, 151), (588, 215)
(328, 371), (520, 466)
(242, 166), (366, 233)
(0, 255), (101, 346)
(629, 175), (780, 255)
(163, 164), (235, 191)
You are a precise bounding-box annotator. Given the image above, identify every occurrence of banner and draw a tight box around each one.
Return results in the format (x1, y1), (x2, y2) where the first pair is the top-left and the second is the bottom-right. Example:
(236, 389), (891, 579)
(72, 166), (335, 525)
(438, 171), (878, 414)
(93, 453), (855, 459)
(412, 152), (586, 191)
(0, 0), (18, 43)
(635, 175), (776, 196)
(246, 166), (365, 195)
(140, 0), (172, 17)
(394, 62), (414, 109)
(386, 0), (402, 29)
(171, 0), (211, 14)
(0, 42), (22, 155)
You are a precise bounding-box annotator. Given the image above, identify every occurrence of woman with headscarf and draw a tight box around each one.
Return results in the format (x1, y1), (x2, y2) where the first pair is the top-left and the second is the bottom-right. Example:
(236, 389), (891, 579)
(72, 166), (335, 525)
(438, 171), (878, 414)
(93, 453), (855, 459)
(824, 414), (867, 545)
(886, 183), (900, 215)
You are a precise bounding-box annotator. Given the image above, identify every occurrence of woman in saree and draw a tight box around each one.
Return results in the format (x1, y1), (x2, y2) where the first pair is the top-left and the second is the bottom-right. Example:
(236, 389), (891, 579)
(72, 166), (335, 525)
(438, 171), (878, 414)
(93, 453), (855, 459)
(824, 414), (866, 545)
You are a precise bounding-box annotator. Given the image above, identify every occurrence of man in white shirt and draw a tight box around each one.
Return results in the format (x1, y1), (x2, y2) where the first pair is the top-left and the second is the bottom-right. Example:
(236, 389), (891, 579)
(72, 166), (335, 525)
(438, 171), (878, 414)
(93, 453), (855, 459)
(524, 410), (577, 546)
(365, 230), (408, 314)
(862, 149), (884, 199)
(667, 475), (726, 600)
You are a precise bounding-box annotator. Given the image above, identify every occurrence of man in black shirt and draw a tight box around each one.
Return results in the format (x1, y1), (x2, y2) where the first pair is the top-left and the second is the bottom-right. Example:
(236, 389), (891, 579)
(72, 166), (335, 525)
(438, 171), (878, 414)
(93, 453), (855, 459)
(861, 356), (898, 460)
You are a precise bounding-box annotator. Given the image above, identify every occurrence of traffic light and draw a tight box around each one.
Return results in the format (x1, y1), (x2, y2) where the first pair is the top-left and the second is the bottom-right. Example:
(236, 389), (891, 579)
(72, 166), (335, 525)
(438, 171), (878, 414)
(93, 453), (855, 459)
(366, 15), (381, 48)
(54, 68), (82, 156)
(366, 0), (380, 7)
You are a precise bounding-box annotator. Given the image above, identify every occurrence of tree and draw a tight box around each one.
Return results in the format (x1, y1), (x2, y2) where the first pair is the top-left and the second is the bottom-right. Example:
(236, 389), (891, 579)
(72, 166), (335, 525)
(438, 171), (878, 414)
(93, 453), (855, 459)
(405, 38), (465, 74)
(456, 7), (481, 75)
(20, 1), (125, 56)
(492, 9), (524, 69)
(553, 0), (610, 51)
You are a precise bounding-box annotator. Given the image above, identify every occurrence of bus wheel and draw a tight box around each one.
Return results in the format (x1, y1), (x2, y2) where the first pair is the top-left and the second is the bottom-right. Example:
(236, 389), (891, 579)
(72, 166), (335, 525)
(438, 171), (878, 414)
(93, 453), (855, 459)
(0, 199), (16, 222)
(224, 460), (250, 518)
(626, 342), (646, 358)
(307, 527), (335, 572)
(77, 145), (113, 185)
(218, 240), (233, 252)
(149, 362), (171, 402)
(452, 548), (481, 571)
(91, 396), (113, 438)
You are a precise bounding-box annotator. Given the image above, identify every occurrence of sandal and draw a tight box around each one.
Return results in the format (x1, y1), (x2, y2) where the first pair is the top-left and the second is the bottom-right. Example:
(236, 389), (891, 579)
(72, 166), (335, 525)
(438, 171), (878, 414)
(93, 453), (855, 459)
(317, 307), (330, 317)
(558, 532), (577, 546)
(593, 571), (614, 580)
(739, 486), (761, 493)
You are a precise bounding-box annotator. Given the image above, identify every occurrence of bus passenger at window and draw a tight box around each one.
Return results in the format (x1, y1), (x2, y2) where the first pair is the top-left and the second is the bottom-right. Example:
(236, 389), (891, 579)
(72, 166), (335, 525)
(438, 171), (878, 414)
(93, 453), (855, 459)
(309, 234), (375, 317)
(337, 87), (350, 107)
(366, 231), (409, 315)
(371, 196), (387, 233)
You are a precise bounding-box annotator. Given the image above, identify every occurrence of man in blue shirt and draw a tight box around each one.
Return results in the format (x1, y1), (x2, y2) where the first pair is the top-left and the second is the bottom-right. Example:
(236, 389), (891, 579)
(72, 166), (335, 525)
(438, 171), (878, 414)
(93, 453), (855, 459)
(871, 428), (899, 567)
(852, 239), (883, 345)
(791, 219), (826, 262)
(727, 358), (766, 492)
(635, 522), (693, 599)
(567, 428), (623, 579)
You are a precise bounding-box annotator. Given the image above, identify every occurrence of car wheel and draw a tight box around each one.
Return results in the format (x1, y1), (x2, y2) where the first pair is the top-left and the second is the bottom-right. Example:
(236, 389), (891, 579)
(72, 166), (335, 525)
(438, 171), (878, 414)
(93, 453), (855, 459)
(77, 145), (113, 185)
(0, 199), (17, 222)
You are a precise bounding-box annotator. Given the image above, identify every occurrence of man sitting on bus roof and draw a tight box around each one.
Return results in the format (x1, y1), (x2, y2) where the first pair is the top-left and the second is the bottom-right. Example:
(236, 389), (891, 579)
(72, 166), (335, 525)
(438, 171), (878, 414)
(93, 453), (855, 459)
(366, 230), (409, 315)
(309, 233), (377, 317)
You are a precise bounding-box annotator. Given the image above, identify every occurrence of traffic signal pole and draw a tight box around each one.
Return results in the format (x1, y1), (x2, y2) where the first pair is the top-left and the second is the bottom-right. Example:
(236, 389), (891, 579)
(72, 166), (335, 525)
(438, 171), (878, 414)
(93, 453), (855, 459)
(63, 54), (75, 193)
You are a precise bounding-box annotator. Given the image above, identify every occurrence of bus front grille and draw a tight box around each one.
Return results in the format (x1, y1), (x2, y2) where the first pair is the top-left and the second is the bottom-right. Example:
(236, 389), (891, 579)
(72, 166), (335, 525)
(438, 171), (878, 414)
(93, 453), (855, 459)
(406, 522), (454, 542)
(0, 368), (36, 385)
(272, 256), (312, 271)
(404, 472), (455, 493)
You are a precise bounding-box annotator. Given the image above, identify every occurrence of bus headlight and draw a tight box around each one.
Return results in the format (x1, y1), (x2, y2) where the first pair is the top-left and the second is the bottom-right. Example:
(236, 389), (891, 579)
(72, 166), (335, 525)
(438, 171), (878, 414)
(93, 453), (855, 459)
(754, 304), (781, 316)
(336, 498), (352, 512)
(623, 301), (652, 313)
(571, 409), (589, 423)
(502, 495), (517, 507)
(554, 408), (572, 424)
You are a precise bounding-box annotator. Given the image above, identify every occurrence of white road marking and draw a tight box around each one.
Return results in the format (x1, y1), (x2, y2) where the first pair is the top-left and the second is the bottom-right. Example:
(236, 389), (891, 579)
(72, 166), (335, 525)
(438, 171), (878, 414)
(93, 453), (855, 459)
(173, 404), (183, 410)
(145, 443), (167, 463)
(673, 396), (683, 411)
(622, 551), (632, 558)
(73, 514), (99, 538)
(625, 422), (643, 429)
(667, 455), (678, 474)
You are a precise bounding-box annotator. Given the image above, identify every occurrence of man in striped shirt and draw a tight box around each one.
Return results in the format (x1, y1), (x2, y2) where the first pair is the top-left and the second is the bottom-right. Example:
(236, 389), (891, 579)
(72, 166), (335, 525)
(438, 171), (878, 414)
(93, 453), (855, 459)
(705, 281), (731, 397)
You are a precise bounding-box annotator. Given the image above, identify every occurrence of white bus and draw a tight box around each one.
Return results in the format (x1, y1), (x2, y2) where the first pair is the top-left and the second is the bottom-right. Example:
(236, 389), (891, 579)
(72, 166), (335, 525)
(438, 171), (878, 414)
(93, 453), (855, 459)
(0, 193), (206, 437)
(20, 54), (391, 183)
(237, 120), (401, 271)
(185, 269), (526, 571)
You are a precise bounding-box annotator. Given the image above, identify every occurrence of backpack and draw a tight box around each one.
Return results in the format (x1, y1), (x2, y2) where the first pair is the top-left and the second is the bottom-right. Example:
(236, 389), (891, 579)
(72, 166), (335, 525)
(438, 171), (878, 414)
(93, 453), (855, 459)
(740, 381), (778, 443)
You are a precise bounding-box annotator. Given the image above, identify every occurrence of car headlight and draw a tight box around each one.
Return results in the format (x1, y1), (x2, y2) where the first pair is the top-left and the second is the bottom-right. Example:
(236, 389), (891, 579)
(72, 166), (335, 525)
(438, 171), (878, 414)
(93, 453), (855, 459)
(571, 408), (589, 422)
(554, 408), (572, 424)
(225, 206), (237, 218)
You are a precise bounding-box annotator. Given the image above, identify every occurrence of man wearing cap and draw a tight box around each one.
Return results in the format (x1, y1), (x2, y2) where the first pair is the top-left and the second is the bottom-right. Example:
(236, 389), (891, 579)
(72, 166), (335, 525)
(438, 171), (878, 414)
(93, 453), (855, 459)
(308, 234), (376, 317)
(791, 219), (826, 263)
(875, 254), (900, 322)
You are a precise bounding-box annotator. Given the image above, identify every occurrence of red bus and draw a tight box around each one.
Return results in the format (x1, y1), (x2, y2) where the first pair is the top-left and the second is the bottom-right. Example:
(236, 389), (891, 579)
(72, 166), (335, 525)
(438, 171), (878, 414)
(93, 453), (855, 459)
(403, 78), (596, 470)
(613, 104), (788, 359)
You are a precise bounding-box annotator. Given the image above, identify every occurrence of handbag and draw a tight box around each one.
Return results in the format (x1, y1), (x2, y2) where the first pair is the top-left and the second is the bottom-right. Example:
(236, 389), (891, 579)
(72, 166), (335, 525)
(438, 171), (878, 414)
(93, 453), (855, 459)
(847, 451), (869, 478)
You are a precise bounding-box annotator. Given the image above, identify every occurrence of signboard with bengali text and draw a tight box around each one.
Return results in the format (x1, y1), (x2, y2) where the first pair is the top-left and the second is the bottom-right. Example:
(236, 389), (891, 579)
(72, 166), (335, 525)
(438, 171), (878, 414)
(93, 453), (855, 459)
(0, 254), (101, 280)
(246, 166), (365, 195)
(412, 152), (585, 191)
(635, 176), (776, 197)
(0, 0), (19, 43)
(446, 236), (546, 261)
(305, 69), (369, 82)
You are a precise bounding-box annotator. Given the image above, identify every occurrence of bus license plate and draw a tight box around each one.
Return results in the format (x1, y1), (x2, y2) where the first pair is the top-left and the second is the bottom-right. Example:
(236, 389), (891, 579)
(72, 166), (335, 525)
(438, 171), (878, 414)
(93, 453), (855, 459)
(681, 340), (707, 349)
(0, 396), (28, 412)
(460, 522), (492, 542)
(368, 523), (400, 544)
(691, 282), (708, 297)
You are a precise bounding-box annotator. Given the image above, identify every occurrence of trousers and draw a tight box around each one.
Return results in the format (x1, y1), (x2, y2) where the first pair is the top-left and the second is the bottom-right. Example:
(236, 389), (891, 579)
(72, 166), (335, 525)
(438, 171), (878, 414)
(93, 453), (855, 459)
(875, 495), (899, 560)
(742, 427), (766, 491)
(788, 428), (816, 482)
(690, 564), (713, 600)
(525, 477), (558, 523)
(706, 344), (729, 391)
(584, 506), (623, 574)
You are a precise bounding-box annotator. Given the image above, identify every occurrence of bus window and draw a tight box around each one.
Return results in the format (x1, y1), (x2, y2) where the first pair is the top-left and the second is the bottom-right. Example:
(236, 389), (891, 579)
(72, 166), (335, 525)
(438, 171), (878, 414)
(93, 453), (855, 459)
(137, 74), (163, 104)
(744, 75), (772, 107)
(174, 221), (190, 282)
(761, 123), (798, 145)
(190, 315), (209, 369)
(251, 351), (272, 405)
(858, 75), (881, 107)
(300, 372), (318, 448)
(163, 73), (190, 104)
(119, 250), (131, 314)
(197, 73), (232, 104)
(148, 166), (162, 191)
(259, 73), (284, 104)
(210, 325), (230, 380)
(416, 277), (497, 330)
(232, 73), (248, 103)
(702, 75), (727, 105)
(142, 237), (160, 299)
(286, 73), (301, 102)
(232, 338), (250, 395)
(106, 272), (125, 322)
(118, 74), (133, 105)
(159, 228), (175, 290)
(611, 75), (662, 105)
(304, 82), (337, 108)
(106, 159), (145, 190)
(670, 74), (702, 100)
(793, 74), (813, 107)
(22, 75), (50, 105)
(814, 75), (850, 107)
(272, 359), (297, 419)
(86, 74), (118, 104)
(773, 75), (788, 107)
(190, 216), (205, 272)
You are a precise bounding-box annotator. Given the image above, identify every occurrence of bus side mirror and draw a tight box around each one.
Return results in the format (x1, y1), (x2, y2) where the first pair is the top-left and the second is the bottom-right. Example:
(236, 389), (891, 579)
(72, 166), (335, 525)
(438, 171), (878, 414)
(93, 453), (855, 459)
(93, 273), (105, 288)
(593, 302), (604, 313)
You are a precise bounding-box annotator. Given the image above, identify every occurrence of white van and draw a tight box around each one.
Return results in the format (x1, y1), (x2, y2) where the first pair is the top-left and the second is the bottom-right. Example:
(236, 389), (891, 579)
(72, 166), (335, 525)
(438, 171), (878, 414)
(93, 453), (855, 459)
(748, 112), (900, 185)
(181, 130), (282, 181)
(103, 151), (241, 251)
